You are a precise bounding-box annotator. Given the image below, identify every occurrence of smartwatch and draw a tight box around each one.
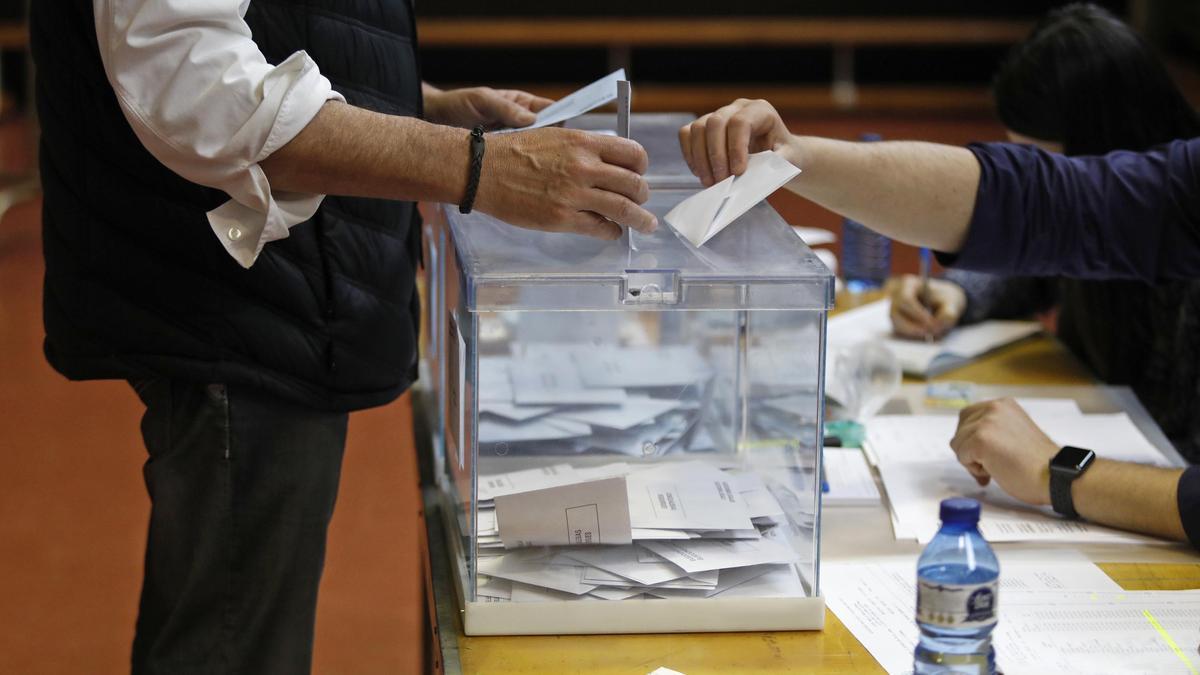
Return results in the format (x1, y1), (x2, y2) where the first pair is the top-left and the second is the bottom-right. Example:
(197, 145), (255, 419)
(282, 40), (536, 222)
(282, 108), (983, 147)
(1049, 446), (1096, 519)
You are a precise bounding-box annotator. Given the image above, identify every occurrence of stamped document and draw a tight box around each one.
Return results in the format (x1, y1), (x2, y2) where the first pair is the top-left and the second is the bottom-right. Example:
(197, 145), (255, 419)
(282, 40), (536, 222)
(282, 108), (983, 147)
(626, 461), (755, 531)
(494, 476), (633, 548)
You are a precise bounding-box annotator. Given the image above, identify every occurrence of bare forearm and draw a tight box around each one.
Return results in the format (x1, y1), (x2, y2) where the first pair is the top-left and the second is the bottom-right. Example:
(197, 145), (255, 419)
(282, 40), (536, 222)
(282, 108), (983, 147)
(260, 100), (469, 205)
(1073, 460), (1186, 541)
(779, 136), (979, 253)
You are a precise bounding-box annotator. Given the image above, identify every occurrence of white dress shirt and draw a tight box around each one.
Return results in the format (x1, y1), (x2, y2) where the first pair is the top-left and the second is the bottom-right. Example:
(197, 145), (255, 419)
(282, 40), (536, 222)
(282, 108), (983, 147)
(93, 0), (344, 268)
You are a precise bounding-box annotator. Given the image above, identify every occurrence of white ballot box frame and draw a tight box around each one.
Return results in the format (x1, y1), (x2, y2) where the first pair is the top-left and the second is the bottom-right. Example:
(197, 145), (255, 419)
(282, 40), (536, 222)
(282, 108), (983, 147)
(424, 170), (834, 634)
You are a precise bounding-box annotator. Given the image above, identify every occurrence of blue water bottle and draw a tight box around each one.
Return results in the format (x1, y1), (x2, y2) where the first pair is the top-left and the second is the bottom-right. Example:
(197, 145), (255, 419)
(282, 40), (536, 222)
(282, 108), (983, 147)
(914, 498), (999, 675)
(841, 133), (891, 293)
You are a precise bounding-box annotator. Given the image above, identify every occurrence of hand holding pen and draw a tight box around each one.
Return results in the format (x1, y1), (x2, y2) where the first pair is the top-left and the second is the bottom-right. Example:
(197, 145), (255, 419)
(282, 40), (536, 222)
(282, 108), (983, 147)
(885, 268), (968, 340)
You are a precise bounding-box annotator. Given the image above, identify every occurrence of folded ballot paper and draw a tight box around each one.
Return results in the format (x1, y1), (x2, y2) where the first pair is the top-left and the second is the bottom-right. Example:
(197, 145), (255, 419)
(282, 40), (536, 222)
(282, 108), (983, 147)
(665, 150), (801, 247)
(495, 69), (626, 133)
(471, 460), (812, 602)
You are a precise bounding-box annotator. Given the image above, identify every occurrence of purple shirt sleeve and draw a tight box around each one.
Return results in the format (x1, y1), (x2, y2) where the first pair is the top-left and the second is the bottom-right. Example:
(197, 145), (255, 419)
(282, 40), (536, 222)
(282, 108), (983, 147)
(940, 139), (1200, 282)
(1177, 466), (1200, 549)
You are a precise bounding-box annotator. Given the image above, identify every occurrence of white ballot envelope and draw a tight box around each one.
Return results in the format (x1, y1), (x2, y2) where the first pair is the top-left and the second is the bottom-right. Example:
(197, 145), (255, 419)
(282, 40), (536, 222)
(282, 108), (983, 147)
(496, 69), (626, 133)
(665, 150), (801, 247)
(494, 476), (633, 548)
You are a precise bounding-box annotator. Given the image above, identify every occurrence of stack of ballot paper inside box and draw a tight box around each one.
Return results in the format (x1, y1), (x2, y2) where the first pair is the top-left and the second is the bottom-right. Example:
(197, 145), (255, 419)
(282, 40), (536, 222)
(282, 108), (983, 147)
(468, 460), (813, 604)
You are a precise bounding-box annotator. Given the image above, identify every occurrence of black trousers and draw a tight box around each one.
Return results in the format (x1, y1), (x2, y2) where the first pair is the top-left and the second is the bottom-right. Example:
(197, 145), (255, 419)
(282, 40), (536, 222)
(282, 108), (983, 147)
(129, 379), (349, 675)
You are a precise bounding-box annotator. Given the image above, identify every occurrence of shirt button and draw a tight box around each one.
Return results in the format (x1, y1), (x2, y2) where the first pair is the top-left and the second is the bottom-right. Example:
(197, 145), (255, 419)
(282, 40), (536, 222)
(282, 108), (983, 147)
(228, 227), (243, 242)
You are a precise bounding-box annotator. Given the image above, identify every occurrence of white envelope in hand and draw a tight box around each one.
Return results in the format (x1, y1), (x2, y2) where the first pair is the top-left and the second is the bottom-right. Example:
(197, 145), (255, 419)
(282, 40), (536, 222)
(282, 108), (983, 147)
(666, 150), (801, 247)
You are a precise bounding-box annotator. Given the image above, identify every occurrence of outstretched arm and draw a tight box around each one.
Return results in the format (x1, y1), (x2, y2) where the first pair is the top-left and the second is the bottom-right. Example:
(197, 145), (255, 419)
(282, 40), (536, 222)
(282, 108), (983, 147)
(682, 98), (1200, 283)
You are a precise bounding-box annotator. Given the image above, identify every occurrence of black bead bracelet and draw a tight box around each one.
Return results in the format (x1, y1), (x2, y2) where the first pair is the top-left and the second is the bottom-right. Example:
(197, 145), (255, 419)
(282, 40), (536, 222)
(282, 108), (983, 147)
(459, 125), (486, 214)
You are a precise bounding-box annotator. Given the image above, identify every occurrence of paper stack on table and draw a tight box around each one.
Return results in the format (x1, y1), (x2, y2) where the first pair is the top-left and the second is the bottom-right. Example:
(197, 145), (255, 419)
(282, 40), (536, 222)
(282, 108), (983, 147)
(824, 557), (1200, 675)
(863, 399), (1173, 544)
(822, 448), (881, 505)
(469, 460), (814, 602)
(827, 299), (1042, 377)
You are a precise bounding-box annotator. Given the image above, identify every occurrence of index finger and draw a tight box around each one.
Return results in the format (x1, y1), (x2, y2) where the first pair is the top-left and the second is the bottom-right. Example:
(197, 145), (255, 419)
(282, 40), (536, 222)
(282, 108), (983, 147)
(592, 136), (649, 175)
(724, 101), (774, 175)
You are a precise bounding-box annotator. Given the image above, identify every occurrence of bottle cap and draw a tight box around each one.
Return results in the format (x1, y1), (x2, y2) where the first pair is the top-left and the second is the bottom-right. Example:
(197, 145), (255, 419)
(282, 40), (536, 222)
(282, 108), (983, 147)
(939, 497), (981, 525)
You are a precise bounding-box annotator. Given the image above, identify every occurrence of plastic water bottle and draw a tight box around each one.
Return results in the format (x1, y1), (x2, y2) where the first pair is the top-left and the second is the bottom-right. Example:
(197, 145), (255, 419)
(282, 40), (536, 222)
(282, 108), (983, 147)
(841, 133), (891, 293)
(914, 498), (999, 675)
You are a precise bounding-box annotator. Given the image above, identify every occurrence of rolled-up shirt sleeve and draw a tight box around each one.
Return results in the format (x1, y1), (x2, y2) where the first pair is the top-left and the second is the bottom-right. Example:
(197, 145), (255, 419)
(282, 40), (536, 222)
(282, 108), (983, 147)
(940, 139), (1200, 283)
(1177, 466), (1200, 549)
(93, 0), (345, 268)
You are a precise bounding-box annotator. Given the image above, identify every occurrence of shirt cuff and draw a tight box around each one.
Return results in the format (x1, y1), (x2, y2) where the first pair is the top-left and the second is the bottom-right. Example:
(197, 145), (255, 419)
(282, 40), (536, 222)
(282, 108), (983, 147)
(208, 50), (345, 269)
(1176, 465), (1200, 548)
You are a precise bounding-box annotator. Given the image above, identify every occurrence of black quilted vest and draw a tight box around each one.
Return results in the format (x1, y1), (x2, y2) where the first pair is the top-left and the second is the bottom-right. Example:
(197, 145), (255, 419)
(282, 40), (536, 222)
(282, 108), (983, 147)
(31, 0), (423, 412)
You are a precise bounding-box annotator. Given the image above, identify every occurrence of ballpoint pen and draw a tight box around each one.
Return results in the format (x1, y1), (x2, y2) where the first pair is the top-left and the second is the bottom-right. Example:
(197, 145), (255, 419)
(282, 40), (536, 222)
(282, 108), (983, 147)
(919, 247), (933, 343)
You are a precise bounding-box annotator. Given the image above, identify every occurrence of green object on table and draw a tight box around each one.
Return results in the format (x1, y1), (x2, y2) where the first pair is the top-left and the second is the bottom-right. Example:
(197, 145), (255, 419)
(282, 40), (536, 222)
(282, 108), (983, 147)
(825, 419), (866, 448)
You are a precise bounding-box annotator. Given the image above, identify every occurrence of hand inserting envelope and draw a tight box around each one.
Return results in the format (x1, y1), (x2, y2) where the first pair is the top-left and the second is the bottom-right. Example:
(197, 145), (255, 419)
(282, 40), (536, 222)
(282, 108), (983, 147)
(665, 151), (801, 247)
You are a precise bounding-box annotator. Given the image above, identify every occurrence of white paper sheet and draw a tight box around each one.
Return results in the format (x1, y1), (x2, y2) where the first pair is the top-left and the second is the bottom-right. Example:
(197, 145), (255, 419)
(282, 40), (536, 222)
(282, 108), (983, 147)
(508, 581), (602, 603)
(572, 345), (713, 389)
(878, 459), (1156, 545)
(477, 464), (580, 503)
(559, 545), (691, 586)
(496, 69), (626, 133)
(476, 575), (513, 600)
(665, 151), (801, 247)
(705, 563), (778, 597)
(479, 402), (555, 422)
(478, 553), (598, 595)
(708, 563), (807, 598)
(477, 356), (515, 402)
(510, 350), (630, 406)
(626, 461), (755, 531)
(728, 471), (787, 521)
(494, 477), (633, 548)
(589, 587), (644, 601)
(822, 448), (881, 505)
(827, 299), (1041, 376)
(823, 559), (1200, 675)
(555, 397), (682, 430)
(641, 537), (799, 574)
(478, 416), (592, 444)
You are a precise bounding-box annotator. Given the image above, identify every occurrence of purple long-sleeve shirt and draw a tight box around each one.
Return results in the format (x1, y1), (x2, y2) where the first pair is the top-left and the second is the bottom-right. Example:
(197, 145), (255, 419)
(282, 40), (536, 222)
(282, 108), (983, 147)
(946, 138), (1200, 547)
(948, 139), (1200, 282)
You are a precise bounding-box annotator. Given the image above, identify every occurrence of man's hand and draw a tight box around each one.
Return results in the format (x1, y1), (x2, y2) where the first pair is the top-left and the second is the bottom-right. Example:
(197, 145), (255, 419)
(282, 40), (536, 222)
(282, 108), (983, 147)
(678, 98), (796, 187)
(950, 398), (1060, 505)
(424, 86), (553, 129)
(885, 275), (967, 339)
(474, 127), (657, 240)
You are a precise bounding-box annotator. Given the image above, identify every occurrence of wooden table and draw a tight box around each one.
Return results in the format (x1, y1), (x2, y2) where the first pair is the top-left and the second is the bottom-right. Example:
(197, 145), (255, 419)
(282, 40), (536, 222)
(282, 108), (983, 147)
(423, 318), (1200, 674)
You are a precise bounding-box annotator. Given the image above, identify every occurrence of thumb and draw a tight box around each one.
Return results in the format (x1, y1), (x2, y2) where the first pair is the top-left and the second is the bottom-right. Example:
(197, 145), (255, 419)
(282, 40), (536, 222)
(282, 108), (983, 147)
(933, 301), (959, 327)
(488, 96), (536, 127)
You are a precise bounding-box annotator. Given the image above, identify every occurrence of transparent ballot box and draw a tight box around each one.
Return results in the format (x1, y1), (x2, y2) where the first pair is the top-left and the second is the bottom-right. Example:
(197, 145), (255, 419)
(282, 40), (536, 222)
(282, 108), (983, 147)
(429, 189), (833, 635)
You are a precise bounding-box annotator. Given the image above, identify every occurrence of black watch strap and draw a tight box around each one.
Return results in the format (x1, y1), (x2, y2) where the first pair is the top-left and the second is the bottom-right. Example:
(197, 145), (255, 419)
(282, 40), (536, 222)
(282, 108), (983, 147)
(1049, 466), (1079, 519)
(1050, 446), (1096, 519)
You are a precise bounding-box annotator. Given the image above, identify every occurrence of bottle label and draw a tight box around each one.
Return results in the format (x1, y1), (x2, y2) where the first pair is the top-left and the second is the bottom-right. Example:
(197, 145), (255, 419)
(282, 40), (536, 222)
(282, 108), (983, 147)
(916, 579), (998, 629)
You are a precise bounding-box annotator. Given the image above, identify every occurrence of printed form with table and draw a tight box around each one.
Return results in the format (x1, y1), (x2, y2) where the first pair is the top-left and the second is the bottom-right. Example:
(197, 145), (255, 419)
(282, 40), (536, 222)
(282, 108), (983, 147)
(418, 71), (1200, 675)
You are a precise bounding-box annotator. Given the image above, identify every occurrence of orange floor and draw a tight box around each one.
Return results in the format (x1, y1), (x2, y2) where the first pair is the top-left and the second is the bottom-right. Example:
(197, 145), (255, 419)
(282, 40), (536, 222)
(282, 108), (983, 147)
(0, 112), (1005, 674)
(0, 134), (424, 672)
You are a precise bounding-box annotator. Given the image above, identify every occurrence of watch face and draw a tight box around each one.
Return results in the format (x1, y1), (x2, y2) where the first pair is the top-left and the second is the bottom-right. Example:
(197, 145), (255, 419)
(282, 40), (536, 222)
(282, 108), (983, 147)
(1052, 446), (1095, 472)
